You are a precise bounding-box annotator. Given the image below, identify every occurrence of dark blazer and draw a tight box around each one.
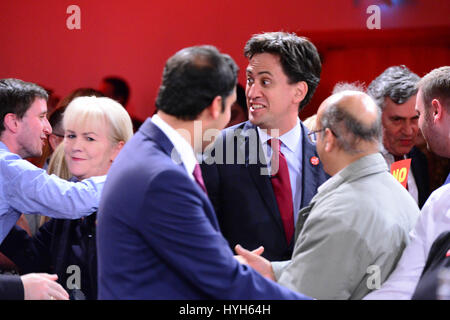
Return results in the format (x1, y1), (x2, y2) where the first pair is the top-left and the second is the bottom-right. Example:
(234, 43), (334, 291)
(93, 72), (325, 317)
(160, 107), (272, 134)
(201, 121), (329, 261)
(409, 147), (431, 208)
(0, 214), (97, 300)
(0, 275), (23, 300)
(97, 119), (310, 300)
(412, 231), (450, 300)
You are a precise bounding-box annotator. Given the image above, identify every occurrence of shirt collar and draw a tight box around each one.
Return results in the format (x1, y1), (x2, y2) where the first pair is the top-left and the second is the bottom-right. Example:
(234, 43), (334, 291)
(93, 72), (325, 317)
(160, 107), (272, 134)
(0, 141), (10, 152)
(151, 114), (197, 179)
(256, 118), (301, 153)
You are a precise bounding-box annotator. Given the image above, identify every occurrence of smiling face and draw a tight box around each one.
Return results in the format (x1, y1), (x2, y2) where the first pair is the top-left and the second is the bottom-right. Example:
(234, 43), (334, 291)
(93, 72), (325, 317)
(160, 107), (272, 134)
(245, 53), (302, 135)
(63, 120), (120, 180)
(381, 95), (419, 156)
(16, 98), (52, 158)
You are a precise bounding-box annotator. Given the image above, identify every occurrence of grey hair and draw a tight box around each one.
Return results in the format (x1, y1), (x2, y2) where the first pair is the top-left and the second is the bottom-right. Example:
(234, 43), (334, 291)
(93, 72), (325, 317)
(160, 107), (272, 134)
(319, 99), (382, 154)
(332, 81), (366, 95)
(367, 65), (420, 111)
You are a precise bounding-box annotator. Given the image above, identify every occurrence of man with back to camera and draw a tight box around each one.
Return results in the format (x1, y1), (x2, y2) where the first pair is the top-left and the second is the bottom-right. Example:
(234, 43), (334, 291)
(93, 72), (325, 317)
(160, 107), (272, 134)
(201, 32), (329, 261)
(235, 90), (420, 299)
(96, 45), (310, 299)
(367, 65), (430, 208)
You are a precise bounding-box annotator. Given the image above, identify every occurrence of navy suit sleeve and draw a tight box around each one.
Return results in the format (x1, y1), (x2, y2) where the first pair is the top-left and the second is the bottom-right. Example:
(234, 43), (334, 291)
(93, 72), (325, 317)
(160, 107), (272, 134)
(0, 274), (24, 300)
(139, 168), (309, 300)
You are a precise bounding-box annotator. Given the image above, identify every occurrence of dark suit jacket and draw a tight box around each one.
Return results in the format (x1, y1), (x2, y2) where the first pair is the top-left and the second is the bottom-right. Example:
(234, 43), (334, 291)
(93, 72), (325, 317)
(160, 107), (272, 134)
(97, 119), (310, 300)
(0, 275), (23, 300)
(201, 121), (329, 261)
(409, 147), (430, 208)
(412, 231), (450, 300)
(0, 214), (98, 300)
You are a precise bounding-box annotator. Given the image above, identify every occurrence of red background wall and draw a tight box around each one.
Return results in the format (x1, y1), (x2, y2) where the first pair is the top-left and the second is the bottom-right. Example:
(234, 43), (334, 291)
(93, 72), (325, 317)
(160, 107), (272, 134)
(1, 0), (449, 121)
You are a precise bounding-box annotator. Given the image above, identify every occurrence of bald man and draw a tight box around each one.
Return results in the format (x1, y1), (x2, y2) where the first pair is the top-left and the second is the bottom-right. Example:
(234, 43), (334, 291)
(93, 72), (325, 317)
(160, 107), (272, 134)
(236, 91), (420, 299)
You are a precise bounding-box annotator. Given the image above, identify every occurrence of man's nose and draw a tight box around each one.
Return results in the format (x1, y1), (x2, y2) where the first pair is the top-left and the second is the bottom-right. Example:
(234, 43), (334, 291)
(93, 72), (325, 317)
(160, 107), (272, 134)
(402, 121), (417, 136)
(44, 117), (52, 135)
(246, 83), (261, 101)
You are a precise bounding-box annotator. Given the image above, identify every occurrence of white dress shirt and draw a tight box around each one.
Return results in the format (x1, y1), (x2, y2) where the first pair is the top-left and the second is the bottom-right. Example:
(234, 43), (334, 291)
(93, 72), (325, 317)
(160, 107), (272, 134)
(151, 114), (198, 181)
(364, 183), (450, 299)
(257, 118), (303, 223)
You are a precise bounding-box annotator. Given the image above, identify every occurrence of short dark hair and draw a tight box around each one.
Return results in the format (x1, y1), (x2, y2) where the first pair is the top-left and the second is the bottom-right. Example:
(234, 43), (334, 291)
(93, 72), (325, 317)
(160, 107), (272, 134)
(235, 83), (247, 112)
(156, 45), (239, 121)
(102, 76), (130, 106)
(417, 66), (450, 112)
(0, 78), (48, 134)
(367, 65), (420, 111)
(320, 95), (382, 154)
(244, 32), (322, 111)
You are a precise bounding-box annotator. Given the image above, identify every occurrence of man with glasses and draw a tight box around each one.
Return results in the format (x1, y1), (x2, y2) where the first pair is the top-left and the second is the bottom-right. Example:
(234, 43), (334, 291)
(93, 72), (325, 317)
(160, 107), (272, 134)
(236, 90), (420, 299)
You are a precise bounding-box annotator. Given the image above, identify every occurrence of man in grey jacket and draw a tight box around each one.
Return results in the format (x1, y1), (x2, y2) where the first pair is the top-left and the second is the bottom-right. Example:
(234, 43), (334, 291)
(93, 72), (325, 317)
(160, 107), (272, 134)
(236, 90), (420, 299)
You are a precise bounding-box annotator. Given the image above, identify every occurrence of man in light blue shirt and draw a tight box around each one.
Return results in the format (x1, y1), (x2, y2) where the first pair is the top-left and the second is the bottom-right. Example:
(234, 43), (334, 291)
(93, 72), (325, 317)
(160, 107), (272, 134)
(0, 78), (104, 243)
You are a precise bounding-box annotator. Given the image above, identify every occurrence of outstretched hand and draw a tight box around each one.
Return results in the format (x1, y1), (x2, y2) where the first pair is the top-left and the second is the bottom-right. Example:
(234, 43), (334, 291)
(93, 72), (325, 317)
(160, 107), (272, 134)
(234, 244), (276, 281)
(21, 273), (69, 300)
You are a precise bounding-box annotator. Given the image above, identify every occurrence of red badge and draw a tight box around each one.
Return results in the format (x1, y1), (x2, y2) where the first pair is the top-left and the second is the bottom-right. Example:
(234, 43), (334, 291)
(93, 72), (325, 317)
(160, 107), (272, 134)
(390, 159), (412, 189)
(310, 156), (319, 166)
(446, 249), (450, 257)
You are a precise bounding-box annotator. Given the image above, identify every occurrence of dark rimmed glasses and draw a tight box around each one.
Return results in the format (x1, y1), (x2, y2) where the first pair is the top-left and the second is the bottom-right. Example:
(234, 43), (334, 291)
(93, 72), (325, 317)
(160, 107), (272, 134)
(307, 127), (338, 143)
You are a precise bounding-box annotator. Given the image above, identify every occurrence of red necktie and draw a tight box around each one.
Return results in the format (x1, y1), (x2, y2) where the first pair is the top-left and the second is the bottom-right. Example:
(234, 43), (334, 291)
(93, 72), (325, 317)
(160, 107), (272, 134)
(193, 163), (207, 194)
(268, 139), (294, 244)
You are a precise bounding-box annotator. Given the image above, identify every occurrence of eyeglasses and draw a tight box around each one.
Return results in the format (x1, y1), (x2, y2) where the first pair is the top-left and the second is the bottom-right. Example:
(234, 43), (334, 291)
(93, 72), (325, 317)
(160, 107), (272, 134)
(307, 127), (338, 143)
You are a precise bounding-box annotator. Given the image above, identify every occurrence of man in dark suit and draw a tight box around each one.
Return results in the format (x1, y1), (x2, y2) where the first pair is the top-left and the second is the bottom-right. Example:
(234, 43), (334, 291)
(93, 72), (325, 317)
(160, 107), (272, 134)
(201, 32), (329, 261)
(97, 45), (310, 299)
(367, 65), (430, 208)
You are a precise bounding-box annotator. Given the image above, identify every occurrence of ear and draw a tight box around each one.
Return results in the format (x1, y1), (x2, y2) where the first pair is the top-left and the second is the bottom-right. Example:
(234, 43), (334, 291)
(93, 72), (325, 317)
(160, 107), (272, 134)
(210, 96), (223, 120)
(3, 113), (20, 134)
(200, 95), (223, 121)
(431, 99), (443, 123)
(323, 128), (336, 153)
(110, 141), (125, 162)
(292, 81), (308, 105)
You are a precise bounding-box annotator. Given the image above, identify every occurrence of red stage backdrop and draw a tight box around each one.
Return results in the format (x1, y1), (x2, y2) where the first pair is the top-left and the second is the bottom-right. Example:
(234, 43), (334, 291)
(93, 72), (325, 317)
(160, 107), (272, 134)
(0, 0), (449, 121)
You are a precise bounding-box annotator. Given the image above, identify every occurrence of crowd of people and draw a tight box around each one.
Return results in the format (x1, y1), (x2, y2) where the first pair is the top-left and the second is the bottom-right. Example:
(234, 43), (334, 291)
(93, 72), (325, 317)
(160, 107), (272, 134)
(0, 31), (448, 300)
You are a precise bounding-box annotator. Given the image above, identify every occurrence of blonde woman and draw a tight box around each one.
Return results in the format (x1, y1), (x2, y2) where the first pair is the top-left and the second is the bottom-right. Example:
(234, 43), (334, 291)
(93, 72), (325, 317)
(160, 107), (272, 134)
(0, 96), (133, 300)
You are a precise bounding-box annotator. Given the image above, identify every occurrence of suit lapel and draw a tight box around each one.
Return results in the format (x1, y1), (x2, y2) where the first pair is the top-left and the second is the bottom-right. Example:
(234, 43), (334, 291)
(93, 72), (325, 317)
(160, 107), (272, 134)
(300, 122), (325, 209)
(141, 119), (221, 231)
(239, 123), (285, 233)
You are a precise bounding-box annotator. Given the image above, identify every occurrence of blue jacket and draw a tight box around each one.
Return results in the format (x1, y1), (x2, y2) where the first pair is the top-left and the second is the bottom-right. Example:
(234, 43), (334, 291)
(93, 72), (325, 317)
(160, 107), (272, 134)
(97, 119), (310, 300)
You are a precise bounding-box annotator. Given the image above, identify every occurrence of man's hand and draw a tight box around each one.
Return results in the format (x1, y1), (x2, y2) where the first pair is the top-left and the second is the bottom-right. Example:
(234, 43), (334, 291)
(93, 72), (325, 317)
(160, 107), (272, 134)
(234, 246), (264, 265)
(235, 244), (276, 281)
(21, 273), (69, 300)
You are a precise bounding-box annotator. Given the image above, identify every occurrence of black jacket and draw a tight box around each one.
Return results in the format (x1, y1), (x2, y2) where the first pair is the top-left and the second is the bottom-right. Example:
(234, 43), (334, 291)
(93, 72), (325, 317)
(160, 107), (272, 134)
(412, 231), (450, 300)
(409, 147), (431, 209)
(0, 213), (97, 300)
(0, 274), (23, 300)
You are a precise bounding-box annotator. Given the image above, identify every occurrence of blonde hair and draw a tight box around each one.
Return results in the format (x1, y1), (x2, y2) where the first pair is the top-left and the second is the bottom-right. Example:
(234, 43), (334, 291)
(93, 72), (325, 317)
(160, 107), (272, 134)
(63, 96), (133, 144)
(47, 143), (71, 180)
(40, 96), (134, 226)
